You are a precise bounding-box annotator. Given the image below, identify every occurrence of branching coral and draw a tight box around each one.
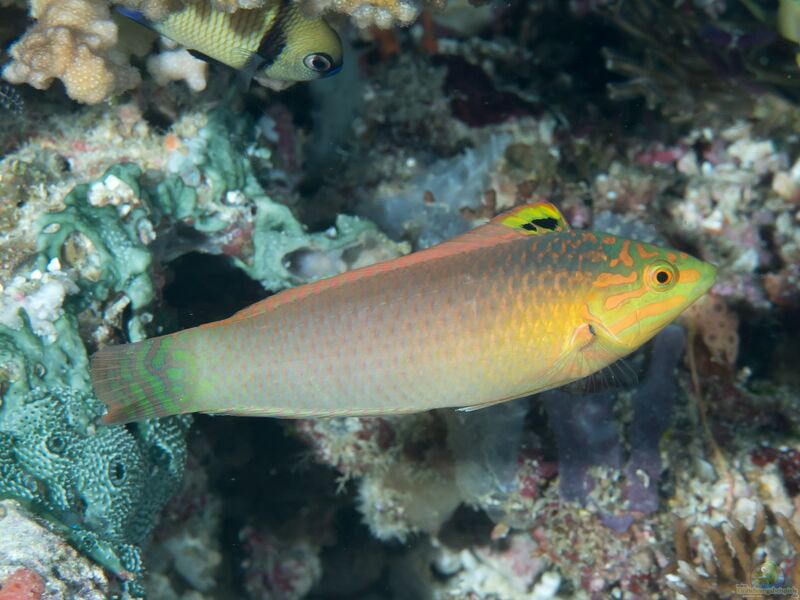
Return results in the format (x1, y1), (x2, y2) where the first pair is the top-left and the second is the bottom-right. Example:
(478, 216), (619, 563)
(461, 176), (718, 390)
(2, 0), (140, 104)
(0, 83), (23, 113)
(146, 47), (208, 92)
(668, 505), (800, 599)
(599, 0), (800, 122)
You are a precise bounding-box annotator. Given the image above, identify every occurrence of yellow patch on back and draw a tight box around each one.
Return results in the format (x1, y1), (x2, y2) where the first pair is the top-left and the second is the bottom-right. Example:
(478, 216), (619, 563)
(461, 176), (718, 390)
(498, 202), (571, 235)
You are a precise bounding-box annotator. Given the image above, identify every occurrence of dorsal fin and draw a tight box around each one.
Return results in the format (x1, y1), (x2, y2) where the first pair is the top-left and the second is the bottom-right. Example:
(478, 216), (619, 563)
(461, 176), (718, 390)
(495, 201), (571, 235)
(210, 202), (570, 326)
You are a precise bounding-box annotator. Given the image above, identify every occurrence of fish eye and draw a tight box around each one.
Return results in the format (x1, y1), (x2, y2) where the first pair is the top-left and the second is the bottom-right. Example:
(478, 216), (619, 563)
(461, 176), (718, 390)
(646, 261), (677, 290)
(304, 53), (333, 73)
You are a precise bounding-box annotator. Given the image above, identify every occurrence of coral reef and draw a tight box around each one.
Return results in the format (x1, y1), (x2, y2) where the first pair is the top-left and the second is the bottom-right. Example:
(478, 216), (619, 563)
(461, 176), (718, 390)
(544, 326), (686, 529)
(668, 504), (800, 599)
(0, 83), (22, 113)
(301, 0), (445, 28)
(1, 0), (799, 598)
(598, 0), (799, 121)
(1, 0), (450, 104)
(0, 309), (189, 593)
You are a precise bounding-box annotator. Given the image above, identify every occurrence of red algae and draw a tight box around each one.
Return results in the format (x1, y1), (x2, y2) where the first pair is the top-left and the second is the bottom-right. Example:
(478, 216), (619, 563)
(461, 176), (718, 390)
(0, 569), (45, 600)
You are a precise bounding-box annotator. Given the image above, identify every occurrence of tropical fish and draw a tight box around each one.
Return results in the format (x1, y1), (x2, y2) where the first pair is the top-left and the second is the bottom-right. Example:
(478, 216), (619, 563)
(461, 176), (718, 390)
(117, 0), (342, 89)
(779, 0), (800, 66)
(91, 202), (716, 424)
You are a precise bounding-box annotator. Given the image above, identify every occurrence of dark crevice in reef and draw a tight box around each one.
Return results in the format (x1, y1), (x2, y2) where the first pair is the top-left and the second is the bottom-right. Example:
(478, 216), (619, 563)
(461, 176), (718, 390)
(162, 251), (270, 329)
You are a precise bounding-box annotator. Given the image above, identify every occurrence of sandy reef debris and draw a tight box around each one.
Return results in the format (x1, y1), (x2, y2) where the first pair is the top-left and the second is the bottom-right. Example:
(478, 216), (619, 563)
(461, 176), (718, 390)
(0, 500), (109, 599)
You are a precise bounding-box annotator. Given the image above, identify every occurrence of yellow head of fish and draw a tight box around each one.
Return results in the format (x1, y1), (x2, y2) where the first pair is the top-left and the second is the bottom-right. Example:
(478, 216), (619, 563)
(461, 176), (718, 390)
(251, 4), (343, 85)
(582, 236), (716, 358)
(495, 204), (716, 391)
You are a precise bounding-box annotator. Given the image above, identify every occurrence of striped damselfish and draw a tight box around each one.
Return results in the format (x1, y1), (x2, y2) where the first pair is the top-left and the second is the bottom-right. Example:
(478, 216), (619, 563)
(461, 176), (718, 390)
(91, 202), (716, 424)
(118, 0), (342, 89)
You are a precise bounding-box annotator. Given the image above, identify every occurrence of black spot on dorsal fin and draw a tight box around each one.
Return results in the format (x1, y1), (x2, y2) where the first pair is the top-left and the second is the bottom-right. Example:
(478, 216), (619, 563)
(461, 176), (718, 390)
(497, 202), (571, 236)
(530, 216), (559, 231)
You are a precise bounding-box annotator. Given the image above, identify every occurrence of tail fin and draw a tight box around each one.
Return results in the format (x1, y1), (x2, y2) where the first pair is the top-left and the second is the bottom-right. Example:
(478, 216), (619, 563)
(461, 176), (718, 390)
(90, 336), (191, 424)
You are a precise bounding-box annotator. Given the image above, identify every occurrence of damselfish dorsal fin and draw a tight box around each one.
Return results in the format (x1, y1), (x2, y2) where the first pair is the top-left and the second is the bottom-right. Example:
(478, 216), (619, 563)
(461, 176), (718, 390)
(214, 201), (571, 325)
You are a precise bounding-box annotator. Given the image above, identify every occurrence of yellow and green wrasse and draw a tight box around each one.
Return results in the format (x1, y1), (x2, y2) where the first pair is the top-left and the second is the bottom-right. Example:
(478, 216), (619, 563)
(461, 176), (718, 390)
(118, 0), (342, 88)
(91, 202), (716, 424)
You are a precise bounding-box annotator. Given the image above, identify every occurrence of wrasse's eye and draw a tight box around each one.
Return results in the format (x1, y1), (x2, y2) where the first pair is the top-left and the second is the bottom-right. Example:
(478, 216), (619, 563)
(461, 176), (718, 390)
(646, 261), (677, 290)
(304, 52), (333, 72)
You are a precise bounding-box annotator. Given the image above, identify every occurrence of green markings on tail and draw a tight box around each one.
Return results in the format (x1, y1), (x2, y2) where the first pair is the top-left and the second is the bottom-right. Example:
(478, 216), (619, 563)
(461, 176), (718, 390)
(91, 336), (198, 424)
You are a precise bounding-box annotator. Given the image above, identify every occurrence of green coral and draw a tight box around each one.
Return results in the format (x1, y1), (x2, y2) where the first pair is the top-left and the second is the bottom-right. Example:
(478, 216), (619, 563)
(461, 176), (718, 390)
(37, 164), (155, 342)
(0, 313), (189, 595)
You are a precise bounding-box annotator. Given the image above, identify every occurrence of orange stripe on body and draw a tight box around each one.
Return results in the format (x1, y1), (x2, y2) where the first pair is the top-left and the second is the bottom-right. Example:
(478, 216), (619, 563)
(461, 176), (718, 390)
(618, 241), (634, 267)
(678, 268), (701, 283)
(608, 294), (686, 336)
(592, 271), (638, 288)
(636, 243), (659, 259)
(604, 287), (646, 310)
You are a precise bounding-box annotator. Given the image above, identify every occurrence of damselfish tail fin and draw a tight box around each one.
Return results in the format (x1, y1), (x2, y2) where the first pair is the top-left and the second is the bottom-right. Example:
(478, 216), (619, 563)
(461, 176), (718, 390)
(90, 336), (192, 424)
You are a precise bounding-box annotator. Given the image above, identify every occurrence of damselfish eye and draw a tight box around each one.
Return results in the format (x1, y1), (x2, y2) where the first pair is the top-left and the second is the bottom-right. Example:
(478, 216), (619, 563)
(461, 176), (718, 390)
(646, 261), (677, 290)
(304, 52), (333, 72)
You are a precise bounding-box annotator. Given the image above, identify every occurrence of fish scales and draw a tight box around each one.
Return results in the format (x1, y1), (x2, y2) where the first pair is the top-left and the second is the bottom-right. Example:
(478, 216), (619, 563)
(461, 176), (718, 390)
(157, 2), (276, 69)
(106, 240), (567, 419)
(91, 202), (717, 423)
(118, 0), (343, 86)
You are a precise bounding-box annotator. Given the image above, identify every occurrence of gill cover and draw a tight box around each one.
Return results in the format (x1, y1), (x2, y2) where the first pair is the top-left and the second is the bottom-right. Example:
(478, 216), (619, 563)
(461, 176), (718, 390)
(585, 238), (716, 354)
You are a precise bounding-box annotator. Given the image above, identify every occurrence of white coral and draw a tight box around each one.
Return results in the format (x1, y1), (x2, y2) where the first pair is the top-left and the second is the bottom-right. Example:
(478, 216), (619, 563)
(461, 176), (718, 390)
(147, 47), (208, 92)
